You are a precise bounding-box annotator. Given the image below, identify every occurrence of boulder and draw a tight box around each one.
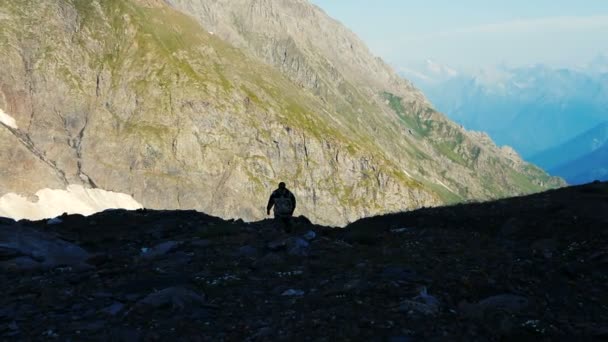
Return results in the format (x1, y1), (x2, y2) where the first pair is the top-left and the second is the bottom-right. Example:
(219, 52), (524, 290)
(0, 225), (90, 271)
(135, 287), (206, 311)
(140, 241), (182, 259)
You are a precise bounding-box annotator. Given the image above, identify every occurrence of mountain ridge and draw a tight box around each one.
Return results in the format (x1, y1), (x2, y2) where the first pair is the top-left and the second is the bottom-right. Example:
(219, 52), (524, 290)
(531, 121), (608, 171)
(0, 0), (562, 225)
(550, 143), (608, 184)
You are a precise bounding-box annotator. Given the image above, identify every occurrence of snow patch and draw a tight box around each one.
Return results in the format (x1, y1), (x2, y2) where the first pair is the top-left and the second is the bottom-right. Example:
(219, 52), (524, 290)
(0, 185), (143, 221)
(0, 108), (18, 129)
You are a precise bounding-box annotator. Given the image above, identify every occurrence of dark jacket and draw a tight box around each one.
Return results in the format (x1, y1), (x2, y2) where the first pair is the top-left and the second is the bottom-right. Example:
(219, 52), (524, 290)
(267, 188), (296, 216)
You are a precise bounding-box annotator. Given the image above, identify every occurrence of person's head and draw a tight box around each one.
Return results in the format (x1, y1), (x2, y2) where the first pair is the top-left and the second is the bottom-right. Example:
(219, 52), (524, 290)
(278, 182), (286, 189)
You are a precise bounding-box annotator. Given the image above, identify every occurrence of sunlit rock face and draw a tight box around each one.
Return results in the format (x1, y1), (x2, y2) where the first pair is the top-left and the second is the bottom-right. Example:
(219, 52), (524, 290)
(0, 1), (562, 226)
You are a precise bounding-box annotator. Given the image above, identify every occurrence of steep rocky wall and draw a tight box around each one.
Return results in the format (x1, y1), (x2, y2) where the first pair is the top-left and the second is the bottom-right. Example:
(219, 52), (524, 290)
(0, 0), (441, 225)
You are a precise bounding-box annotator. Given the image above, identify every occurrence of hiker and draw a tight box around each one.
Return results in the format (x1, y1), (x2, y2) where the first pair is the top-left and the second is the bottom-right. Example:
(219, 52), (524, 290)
(266, 182), (296, 232)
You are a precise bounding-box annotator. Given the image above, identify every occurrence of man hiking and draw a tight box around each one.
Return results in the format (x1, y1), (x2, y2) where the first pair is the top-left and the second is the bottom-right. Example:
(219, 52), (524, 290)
(266, 182), (296, 233)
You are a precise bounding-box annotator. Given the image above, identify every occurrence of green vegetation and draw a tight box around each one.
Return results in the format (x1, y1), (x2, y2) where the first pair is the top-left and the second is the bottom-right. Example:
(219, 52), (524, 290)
(382, 92), (429, 136)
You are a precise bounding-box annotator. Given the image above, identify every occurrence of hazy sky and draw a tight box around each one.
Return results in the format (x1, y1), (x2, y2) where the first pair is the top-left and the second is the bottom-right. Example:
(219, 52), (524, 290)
(310, 0), (608, 70)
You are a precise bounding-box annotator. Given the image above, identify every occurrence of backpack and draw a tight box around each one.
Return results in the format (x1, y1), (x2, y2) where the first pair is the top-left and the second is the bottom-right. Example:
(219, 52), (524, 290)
(273, 192), (293, 217)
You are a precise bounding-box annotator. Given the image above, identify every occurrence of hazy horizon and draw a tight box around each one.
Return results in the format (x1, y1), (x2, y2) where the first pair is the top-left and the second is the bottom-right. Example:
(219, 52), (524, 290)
(310, 0), (608, 71)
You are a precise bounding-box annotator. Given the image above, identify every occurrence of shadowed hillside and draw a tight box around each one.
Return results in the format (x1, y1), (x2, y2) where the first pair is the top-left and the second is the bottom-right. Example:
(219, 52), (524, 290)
(1, 182), (606, 340)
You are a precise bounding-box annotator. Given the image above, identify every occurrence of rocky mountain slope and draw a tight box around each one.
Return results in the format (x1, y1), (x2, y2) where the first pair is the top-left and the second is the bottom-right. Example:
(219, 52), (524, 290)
(1, 182), (606, 340)
(0, 0), (562, 225)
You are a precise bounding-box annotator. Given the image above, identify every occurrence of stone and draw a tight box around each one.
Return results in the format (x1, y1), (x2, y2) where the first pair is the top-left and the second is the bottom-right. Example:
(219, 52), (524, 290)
(237, 245), (258, 257)
(477, 294), (529, 312)
(460, 294), (529, 319)
(101, 302), (125, 316)
(8, 321), (19, 331)
(0, 226), (90, 271)
(46, 217), (63, 225)
(191, 239), (212, 248)
(287, 238), (310, 257)
(398, 287), (440, 316)
(140, 241), (181, 259)
(267, 238), (288, 251)
(381, 266), (419, 282)
(390, 227), (412, 234)
(303, 230), (317, 241)
(136, 287), (206, 311)
(531, 238), (558, 252)
(250, 327), (274, 340)
(252, 253), (283, 268)
(398, 300), (439, 316)
(0, 218), (15, 225)
(500, 218), (522, 237)
(281, 289), (305, 296)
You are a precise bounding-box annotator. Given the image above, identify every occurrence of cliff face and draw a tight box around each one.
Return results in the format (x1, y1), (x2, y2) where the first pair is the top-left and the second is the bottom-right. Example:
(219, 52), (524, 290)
(0, 0), (562, 225)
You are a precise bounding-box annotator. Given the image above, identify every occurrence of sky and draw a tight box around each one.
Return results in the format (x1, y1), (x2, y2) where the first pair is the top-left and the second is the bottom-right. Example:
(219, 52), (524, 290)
(310, 0), (608, 71)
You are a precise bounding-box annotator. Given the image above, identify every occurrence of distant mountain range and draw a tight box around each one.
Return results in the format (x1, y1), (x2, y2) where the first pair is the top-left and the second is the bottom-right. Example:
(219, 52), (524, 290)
(535, 121), (608, 184)
(401, 59), (608, 184)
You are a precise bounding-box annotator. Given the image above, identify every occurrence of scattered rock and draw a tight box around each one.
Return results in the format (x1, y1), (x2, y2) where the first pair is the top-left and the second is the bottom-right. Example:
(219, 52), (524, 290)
(390, 227), (412, 234)
(249, 326), (274, 340)
(0, 246), (23, 259)
(303, 230), (317, 241)
(477, 294), (529, 312)
(398, 287), (440, 316)
(77, 320), (106, 332)
(101, 302), (125, 316)
(281, 289), (305, 296)
(0, 218), (15, 225)
(252, 253), (283, 268)
(237, 245), (258, 257)
(140, 241), (182, 259)
(588, 248), (608, 265)
(531, 238), (558, 258)
(47, 217), (63, 225)
(135, 287), (206, 311)
(267, 238), (288, 251)
(267, 237), (310, 256)
(190, 239), (212, 248)
(460, 294), (529, 319)
(381, 266), (420, 282)
(287, 238), (310, 256)
(8, 321), (19, 331)
(0, 226), (90, 271)
(500, 218), (522, 236)
(0, 181), (605, 340)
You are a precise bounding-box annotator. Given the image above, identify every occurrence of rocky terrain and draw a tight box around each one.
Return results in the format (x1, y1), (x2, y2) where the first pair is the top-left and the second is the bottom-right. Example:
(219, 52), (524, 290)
(0, 0), (562, 225)
(1, 181), (606, 341)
